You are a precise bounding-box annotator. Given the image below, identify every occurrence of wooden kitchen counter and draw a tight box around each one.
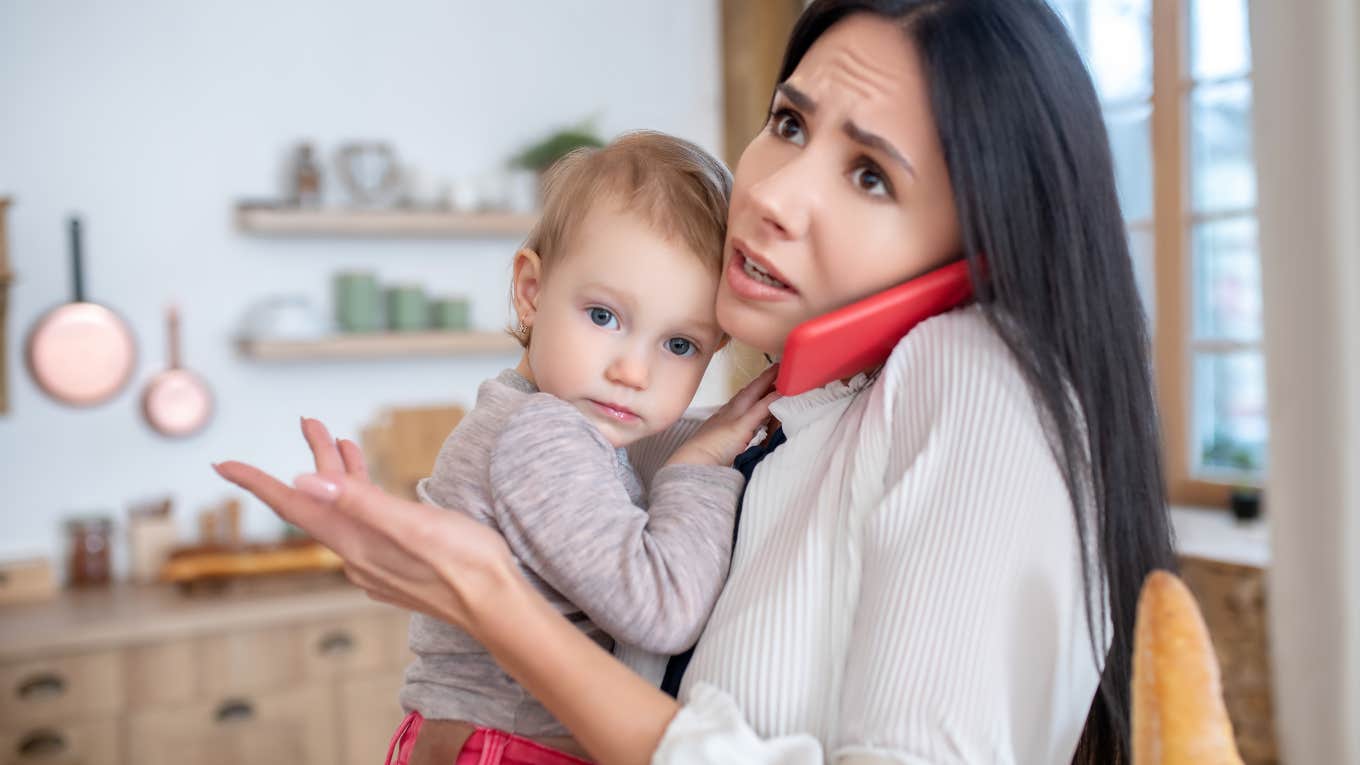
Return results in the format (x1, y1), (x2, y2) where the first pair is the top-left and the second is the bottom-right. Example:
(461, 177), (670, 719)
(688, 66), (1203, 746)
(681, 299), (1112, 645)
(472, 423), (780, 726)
(0, 574), (412, 765)
(0, 574), (386, 661)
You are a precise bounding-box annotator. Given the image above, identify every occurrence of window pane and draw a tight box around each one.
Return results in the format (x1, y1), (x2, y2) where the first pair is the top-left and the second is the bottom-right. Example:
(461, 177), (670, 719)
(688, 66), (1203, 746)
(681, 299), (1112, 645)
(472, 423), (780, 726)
(1193, 351), (1268, 475)
(1106, 104), (1153, 220)
(1196, 78), (1256, 210)
(1129, 225), (1155, 327)
(1190, 0), (1252, 80)
(1192, 216), (1261, 341)
(1052, 0), (1152, 103)
(1190, 80), (1257, 212)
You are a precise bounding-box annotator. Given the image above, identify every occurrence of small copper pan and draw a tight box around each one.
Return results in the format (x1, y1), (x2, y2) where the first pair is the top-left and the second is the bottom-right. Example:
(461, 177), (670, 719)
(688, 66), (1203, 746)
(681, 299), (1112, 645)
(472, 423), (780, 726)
(26, 217), (137, 407)
(141, 304), (213, 438)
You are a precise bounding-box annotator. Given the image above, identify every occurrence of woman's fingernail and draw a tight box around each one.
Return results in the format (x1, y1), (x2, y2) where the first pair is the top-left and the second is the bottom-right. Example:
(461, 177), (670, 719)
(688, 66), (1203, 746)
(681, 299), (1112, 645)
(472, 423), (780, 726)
(294, 473), (340, 502)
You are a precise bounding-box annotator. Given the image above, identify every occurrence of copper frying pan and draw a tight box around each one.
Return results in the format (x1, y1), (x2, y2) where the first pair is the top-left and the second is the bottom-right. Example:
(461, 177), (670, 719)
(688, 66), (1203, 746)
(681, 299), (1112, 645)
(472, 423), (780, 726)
(26, 217), (137, 406)
(141, 304), (213, 437)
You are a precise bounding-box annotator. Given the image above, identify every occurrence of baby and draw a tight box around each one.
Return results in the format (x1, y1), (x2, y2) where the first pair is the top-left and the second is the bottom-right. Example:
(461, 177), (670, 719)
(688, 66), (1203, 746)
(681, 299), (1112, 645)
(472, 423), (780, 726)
(388, 132), (774, 765)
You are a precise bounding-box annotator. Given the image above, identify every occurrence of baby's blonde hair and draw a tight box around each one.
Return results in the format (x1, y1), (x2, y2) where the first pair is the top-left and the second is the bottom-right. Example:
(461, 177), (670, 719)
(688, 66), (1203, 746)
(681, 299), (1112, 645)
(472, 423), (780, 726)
(511, 130), (733, 346)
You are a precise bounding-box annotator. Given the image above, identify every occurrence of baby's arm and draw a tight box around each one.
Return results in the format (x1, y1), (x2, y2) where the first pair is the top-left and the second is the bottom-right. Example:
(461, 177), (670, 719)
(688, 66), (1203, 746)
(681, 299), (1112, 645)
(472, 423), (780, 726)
(489, 395), (743, 655)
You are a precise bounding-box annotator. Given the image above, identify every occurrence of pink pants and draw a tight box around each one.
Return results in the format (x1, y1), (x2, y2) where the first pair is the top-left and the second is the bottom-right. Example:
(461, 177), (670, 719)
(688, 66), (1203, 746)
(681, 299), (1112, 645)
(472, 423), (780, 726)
(386, 711), (592, 765)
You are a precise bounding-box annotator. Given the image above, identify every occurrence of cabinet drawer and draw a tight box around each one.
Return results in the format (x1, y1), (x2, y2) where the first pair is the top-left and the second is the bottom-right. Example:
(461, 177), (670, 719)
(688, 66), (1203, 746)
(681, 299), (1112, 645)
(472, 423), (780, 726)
(380, 609), (414, 672)
(300, 616), (386, 680)
(0, 652), (123, 726)
(196, 625), (305, 697)
(126, 684), (337, 765)
(0, 718), (120, 765)
(123, 639), (195, 710)
(339, 673), (405, 765)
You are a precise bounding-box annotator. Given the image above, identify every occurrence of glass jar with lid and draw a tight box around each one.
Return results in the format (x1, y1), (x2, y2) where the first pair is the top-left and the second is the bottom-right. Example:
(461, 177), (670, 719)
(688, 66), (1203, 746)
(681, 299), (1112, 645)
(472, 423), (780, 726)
(65, 515), (114, 587)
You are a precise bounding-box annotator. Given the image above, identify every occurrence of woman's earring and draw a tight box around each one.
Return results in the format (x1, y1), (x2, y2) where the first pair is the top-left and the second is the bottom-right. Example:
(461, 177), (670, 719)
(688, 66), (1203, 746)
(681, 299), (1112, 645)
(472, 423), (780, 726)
(516, 318), (529, 336)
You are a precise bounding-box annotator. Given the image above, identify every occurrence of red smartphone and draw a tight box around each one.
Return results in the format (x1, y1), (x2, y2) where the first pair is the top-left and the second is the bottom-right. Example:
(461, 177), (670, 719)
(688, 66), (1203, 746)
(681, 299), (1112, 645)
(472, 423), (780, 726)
(774, 258), (976, 396)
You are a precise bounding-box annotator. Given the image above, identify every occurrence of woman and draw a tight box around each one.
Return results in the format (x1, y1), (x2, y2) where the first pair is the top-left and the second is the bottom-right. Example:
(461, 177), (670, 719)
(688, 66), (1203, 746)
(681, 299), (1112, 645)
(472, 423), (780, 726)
(217, 1), (1175, 762)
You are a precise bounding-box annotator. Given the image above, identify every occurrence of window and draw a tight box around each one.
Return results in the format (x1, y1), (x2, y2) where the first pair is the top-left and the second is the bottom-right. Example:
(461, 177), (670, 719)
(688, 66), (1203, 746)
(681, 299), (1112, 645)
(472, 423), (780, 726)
(1054, 0), (1266, 506)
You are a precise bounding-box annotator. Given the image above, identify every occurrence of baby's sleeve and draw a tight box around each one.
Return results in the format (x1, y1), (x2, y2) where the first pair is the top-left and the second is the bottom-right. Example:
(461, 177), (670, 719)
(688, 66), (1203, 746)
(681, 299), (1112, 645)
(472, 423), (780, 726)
(489, 395), (743, 654)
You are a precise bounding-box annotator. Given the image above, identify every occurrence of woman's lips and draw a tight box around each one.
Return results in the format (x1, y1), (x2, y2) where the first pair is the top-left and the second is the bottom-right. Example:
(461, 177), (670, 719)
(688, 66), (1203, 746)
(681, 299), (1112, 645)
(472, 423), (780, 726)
(726, 248), (798, 301)
(589, 400), (639, 423)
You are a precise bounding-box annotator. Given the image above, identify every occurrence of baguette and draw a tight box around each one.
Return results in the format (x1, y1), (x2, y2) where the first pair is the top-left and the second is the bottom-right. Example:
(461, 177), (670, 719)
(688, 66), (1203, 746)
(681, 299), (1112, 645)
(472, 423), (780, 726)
(1132, 569), (1244, 765)
(160, 542), (342, 583)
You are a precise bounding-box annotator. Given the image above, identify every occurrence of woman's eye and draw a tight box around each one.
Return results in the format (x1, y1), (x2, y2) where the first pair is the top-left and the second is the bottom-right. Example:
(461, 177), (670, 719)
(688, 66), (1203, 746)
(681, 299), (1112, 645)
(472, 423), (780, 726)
(850, 163), (891, 198)
(770, 110), (805, 146)
(665, 337), (696, 357)
(588, 307), (618, 329)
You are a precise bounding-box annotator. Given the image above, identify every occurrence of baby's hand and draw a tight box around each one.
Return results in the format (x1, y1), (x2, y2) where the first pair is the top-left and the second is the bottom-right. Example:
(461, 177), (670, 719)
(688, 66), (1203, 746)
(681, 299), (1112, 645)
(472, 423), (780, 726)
(666, 365), (780, 468)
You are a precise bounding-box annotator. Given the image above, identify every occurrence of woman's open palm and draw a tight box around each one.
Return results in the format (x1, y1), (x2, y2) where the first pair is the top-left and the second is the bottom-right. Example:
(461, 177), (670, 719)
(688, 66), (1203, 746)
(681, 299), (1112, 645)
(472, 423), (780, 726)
(213, 418), (513, 636)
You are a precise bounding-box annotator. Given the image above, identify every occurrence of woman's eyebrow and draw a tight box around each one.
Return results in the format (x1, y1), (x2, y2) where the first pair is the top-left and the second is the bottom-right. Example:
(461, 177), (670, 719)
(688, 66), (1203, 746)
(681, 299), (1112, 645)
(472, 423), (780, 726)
(777, 82), (918, 181)
(776, 81), (817, 113)
(843, 121), (918, 181)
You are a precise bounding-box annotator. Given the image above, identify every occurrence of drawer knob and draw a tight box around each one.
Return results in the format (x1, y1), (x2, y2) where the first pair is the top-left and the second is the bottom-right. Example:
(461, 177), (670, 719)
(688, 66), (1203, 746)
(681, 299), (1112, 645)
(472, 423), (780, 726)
(317, 630), (356, 656)
(16, 673), (66, 702)
(17, 729), (68, 758)
(215, 698), (256, 724)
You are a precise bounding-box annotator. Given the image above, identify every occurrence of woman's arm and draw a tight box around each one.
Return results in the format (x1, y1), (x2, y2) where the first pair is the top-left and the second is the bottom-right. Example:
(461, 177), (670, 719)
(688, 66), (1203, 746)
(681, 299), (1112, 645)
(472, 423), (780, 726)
(473, 553), (682, 765)
(215, 428), (681, 765)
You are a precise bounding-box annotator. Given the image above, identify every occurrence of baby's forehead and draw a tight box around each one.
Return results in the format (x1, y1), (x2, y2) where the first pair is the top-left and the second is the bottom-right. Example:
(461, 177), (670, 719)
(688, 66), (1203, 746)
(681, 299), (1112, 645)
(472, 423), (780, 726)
(570, 264), (721, 334)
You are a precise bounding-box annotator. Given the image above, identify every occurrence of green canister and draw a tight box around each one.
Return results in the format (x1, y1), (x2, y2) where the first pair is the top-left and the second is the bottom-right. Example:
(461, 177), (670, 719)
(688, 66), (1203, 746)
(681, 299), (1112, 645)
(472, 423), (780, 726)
(431, 296), (471, 331)
(334, 271), (382, 333)
(386, 285), (430, 332)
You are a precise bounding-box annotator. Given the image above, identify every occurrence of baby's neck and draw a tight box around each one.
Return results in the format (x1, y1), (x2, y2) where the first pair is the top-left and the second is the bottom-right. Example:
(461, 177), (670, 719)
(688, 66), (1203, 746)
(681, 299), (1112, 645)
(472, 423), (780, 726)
(514, 354), (536, 387)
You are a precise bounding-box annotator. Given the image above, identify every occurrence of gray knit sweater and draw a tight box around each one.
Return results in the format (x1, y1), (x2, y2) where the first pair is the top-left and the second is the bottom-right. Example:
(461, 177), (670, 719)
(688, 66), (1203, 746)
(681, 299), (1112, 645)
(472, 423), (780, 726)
(400, 369), (743, 737)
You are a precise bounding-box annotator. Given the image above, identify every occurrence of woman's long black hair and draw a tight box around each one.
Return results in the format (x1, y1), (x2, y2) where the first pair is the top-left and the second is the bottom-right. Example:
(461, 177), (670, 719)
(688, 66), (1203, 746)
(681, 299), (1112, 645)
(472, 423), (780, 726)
(778, 1), (1177, 761)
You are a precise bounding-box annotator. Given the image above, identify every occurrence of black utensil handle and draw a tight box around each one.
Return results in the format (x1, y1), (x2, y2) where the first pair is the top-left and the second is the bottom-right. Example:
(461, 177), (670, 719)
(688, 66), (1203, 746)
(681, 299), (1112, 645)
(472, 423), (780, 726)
(69, 216), (84, 302)
(167, 304), (182, 369)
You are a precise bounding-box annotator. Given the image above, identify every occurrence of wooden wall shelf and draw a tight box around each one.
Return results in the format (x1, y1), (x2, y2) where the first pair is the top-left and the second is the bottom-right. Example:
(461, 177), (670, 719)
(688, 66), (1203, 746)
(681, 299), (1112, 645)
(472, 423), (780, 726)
(237, 331), (520, 361)
(235, 206), (536, 238)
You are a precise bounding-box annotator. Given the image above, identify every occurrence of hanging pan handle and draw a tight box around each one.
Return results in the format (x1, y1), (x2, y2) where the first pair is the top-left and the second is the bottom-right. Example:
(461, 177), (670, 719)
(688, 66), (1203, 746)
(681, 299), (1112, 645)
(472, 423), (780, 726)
(68, 216), (85, 303)
(167, 304), (182, 369)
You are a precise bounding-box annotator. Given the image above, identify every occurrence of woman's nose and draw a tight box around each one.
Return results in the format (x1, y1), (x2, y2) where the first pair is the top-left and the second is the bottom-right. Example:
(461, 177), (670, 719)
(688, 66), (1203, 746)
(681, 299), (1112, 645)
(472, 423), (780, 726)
(605, 351), (650, 391)
(746, 155), (815, 240)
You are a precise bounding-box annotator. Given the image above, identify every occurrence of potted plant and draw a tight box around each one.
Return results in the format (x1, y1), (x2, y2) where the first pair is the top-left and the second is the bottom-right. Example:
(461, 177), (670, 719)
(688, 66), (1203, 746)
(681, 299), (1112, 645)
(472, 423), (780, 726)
(511, 122), (606, 179)
(1227, 448), (1263, 522)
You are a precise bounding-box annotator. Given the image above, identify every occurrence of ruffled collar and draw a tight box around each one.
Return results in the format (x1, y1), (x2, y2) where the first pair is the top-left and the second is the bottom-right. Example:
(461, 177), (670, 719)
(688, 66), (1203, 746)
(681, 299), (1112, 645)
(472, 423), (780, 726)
(768, 371), (872, 434)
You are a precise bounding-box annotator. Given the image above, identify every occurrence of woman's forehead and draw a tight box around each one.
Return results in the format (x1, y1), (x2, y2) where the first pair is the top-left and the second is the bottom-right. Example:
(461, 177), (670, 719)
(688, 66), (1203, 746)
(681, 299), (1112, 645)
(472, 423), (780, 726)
(787, 14), (942, 176)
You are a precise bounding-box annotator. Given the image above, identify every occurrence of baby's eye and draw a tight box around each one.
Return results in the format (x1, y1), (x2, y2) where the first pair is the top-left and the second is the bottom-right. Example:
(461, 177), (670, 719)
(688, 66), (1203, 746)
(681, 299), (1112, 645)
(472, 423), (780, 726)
(666, 337), (696, 357)
(588, 307), (619, 329)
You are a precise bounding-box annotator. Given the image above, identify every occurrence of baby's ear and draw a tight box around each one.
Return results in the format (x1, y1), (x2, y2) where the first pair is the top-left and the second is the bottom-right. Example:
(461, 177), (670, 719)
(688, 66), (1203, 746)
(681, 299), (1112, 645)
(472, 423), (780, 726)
(511, 248), (544, 318)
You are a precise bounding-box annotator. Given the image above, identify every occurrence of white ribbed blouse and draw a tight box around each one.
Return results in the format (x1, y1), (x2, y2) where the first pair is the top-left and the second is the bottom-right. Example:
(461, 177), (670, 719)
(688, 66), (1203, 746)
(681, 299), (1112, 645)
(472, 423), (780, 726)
(650, 305), (1107, 764)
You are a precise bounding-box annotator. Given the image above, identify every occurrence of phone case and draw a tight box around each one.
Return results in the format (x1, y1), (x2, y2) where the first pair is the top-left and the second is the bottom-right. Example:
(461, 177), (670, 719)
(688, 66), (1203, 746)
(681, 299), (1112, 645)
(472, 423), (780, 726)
(775, 259), (976, 395)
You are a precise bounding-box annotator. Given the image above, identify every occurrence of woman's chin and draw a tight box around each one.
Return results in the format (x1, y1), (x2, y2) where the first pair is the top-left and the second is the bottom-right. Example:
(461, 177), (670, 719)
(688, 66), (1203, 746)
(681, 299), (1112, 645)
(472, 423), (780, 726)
(716, 297), (791, 359)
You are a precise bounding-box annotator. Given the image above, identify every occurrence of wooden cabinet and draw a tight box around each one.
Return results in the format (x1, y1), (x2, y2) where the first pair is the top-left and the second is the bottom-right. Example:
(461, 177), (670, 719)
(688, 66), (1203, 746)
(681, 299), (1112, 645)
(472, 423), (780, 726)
(0, 651), (123, 727)
(1179, 556), (1279, 765)
(0, 579), (413, 765)
(0, 720), (120, 765)
(338, 673), (407, 765)
(126, 685), (338, 765)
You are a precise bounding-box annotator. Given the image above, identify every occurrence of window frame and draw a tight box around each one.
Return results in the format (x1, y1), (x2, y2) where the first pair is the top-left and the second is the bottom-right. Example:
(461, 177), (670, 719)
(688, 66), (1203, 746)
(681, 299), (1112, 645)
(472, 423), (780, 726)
(1151, 0), (1262, 507)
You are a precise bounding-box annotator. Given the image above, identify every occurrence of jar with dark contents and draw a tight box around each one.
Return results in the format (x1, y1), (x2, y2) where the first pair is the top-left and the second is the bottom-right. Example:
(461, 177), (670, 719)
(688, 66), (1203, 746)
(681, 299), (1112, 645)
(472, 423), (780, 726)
(66, 516), (114, 587)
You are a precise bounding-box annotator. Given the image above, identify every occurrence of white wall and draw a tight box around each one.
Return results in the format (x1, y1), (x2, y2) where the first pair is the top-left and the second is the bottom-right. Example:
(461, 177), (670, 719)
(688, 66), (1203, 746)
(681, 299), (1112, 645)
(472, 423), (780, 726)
(0, 1), (723, 571)
(1251, 0), (1360, 761)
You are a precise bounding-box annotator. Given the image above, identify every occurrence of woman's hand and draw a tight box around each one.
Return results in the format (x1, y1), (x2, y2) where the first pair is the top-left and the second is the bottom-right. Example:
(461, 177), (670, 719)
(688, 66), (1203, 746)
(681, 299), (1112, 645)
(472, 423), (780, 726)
(666, 364), (780, 468)
(217, 419), (682, 765)
(213, 418), (518, 637)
